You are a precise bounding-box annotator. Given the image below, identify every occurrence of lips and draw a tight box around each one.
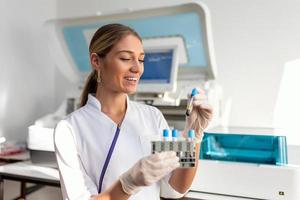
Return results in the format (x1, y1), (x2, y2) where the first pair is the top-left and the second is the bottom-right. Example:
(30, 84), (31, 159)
(124, 77), (138, 82)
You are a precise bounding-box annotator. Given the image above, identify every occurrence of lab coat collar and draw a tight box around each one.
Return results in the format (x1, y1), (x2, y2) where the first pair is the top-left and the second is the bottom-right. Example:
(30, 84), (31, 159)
(87, 94), (102, 110)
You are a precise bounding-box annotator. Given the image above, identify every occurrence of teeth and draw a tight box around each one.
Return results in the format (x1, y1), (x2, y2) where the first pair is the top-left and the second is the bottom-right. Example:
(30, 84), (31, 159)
(125, 77), (137, 81)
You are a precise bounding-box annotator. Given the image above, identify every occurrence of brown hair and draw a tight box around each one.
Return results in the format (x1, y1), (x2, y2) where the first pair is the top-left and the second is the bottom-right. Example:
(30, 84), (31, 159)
(80, 23), (142, 107)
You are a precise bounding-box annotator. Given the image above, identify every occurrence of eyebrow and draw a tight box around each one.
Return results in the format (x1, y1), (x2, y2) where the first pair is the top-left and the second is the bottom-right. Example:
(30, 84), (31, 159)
(116, 50), (145, 55)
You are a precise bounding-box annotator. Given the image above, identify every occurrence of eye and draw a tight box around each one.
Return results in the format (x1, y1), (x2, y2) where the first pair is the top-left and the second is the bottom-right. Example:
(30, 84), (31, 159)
(120, 58), (131, 61)
(139, 59), (144, 63)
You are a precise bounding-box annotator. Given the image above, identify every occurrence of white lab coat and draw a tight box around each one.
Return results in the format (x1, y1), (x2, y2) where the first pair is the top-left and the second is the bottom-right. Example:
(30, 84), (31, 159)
(54, 94), (184, 200)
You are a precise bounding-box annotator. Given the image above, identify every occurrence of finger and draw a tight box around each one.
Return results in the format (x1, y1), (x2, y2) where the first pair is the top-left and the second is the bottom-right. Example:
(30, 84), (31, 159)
(193, 92), (207, 99)
(195, 107), (213, 119)
(150, 154), (179, 170)
(192, 95), (207, 102)
(199, 103), (213, 111)
(193, 99), (209, 106)
(142, 174), (156, 186)
(149, 151), (176, 163)
(193, 100), (213, 113)
(146, 167), (174, 183)
(150, 151), (177, 162)
(154, 158), (179, 173)
(189, 109), (212, 125)
(150, 159), (180, 178)
(153, 152), (179, 165)
(193, 103), (213, 113)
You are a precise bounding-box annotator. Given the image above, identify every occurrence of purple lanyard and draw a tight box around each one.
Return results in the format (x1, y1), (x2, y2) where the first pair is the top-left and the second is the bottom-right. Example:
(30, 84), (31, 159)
(98, 126), (121, 193)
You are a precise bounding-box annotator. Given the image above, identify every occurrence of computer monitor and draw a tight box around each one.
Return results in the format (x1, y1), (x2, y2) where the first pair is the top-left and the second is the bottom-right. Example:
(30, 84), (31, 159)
(137, 39), (180, 93)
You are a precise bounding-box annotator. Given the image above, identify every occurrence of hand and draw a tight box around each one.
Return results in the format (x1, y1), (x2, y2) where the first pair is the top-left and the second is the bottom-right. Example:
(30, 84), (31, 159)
(184, 88), (213, 141)
(119, 151), (179, 195)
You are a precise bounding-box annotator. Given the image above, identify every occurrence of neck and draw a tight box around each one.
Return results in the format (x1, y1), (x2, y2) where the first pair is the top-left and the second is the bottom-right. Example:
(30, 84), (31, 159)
(95, 86), (127, 116)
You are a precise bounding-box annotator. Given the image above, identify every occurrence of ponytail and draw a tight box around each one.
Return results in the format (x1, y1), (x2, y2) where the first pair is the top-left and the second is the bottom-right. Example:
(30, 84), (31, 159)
(80, 70), (98, 107)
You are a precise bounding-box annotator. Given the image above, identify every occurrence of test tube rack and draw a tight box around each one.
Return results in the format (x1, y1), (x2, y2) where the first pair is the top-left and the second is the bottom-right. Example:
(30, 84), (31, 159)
(151, 141), (196, 168)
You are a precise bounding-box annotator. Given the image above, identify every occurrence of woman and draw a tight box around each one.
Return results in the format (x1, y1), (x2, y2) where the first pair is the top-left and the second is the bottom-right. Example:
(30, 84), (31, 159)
(54, 23), (213, 200)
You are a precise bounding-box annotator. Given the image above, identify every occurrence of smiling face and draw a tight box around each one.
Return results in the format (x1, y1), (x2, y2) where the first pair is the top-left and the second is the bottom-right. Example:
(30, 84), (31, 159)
(94, 34), (144, 95)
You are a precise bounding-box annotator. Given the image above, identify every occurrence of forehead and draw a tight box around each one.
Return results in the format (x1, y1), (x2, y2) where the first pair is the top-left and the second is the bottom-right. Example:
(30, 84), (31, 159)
(111, 34), (143, 53)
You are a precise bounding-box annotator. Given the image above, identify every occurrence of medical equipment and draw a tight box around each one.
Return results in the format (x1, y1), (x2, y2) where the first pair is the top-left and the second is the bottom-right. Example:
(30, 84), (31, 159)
(186, 127), (300, 200)
(171, 129), (178, 142)
(188, 129), (195, 142)
(152, 140), (196, 168)
(186, 88), (199, 116)
(162, 129), (169, 142)
(200, 133), (288, 165)
(137, 38), (180, 94)
(152, 129), (196, 168)
(27, 97), (78, 168)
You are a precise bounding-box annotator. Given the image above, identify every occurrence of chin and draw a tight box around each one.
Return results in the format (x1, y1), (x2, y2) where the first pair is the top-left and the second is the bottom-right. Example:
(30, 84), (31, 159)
(122, 87), (137, 94)
(126, 89), (137, 95)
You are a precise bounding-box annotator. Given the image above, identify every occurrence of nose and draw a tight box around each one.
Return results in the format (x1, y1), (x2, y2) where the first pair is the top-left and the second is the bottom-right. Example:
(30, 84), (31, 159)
(130, 59), (143, 73)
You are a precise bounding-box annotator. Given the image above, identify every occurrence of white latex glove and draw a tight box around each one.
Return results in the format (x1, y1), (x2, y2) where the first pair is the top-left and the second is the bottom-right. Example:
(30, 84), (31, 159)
(119, 151), (180, 195)
(184, 88), (213, 142)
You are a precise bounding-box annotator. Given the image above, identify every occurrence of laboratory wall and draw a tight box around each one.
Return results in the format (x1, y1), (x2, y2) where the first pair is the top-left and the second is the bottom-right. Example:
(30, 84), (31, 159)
(0, 0), (57, 142)
(55, 0), (300, 129)
(0, 1), (63, 198)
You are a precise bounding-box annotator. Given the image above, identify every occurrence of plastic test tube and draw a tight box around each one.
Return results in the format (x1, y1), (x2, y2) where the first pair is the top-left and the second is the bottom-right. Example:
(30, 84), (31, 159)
(188, 129), (195, 142)
(186, 88), (199, 116)
(172, 129), (178, 142)
(163, 129), (169, 141)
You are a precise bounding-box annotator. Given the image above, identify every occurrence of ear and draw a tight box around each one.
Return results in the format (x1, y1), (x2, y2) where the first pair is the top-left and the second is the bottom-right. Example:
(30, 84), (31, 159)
(90, 53), (103, 71)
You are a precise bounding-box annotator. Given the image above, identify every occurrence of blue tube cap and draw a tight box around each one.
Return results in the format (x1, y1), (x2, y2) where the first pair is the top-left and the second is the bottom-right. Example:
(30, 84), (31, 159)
(163, 129), (169, 137)
(188, 129), (195, 138)
(191, 88), (199, 97)
(172, 129), (178, 138)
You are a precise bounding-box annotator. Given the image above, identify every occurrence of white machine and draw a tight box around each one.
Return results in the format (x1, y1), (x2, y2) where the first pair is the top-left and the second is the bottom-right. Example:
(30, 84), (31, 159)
(189, 160), (300, 200)
(28, 1), (223, 166)
(28, 97), (78, 168)
(187, 126), (300, 200)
